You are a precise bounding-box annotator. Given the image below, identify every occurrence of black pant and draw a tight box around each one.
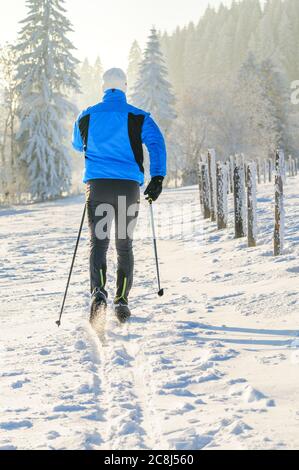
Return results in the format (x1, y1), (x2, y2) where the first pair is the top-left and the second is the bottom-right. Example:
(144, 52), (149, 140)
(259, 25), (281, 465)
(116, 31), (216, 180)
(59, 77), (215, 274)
(86, 179), (140, 302)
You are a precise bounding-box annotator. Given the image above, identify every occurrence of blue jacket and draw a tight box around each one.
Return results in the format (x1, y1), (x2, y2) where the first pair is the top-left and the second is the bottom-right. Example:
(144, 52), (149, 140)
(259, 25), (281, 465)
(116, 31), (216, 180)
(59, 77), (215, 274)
(72, 89), (167, 185)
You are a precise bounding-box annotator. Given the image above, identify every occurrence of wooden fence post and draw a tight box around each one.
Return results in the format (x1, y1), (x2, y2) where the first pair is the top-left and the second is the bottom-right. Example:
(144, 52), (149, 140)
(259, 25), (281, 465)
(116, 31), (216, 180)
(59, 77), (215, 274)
(234, 164), (246, 238)
(225, 161), (230, 194)
(276, 148), (286, 183)
(274, 150), (285, 256)
(229, 155), (236, 194)
(208, 149), (216, 222)
(268, 159), (273, 183)
(241, 154), (248, 188)
(288, 155), (294, 177)
(198, 160), (204, 213)
(229, 155), (235, 193)
(247, 162), (257, 247)
(256, 159), (261, 185)
(263, 159), (267, 183)
(216, 162), (228, 230)
(201, 163), (211, 219)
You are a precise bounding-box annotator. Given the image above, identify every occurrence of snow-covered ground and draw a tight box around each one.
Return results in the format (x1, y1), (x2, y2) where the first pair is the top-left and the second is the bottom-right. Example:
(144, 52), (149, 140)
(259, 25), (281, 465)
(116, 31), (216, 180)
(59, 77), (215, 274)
(1, 176), (299, 450)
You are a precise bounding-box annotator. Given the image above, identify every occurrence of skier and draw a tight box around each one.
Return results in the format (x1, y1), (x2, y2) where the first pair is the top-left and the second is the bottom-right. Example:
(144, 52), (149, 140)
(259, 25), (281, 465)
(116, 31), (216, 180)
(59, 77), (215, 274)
(72, 68), (167, 323)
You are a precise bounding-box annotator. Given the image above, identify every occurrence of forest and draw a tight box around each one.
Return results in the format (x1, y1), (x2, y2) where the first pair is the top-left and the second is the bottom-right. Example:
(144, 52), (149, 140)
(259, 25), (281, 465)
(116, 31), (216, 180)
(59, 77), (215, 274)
(0, 0), (298, 202)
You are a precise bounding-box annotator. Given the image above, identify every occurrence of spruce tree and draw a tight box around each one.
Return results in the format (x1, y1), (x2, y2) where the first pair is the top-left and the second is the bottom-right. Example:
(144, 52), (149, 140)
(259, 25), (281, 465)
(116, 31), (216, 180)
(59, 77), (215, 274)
(77, 58), (94, 107)
(276, 3), (298, 81)
(235, 52), (276, 158)
(161, 26), (188, 98)
(93, 57), (104, 96)
(132, 27), (176, 136)
(16, 0), (80, 201)
(88, 57), (104, 104)
(259, 58), (296, 155)
(232, 0), (261, 69)
(78, 57), (103, 107)
(127, 40), (142, 98)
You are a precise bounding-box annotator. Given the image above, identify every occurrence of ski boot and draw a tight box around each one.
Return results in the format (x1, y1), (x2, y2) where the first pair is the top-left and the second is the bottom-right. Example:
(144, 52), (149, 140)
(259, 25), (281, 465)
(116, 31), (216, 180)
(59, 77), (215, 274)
(90, 287), (107, 322)
(114, 298), (131, 324)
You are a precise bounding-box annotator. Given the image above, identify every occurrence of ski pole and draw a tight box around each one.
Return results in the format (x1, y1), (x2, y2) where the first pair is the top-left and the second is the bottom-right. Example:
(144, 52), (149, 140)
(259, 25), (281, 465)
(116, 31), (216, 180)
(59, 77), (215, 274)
(148, 200), (164, 297)
(56, 204), (86, 327)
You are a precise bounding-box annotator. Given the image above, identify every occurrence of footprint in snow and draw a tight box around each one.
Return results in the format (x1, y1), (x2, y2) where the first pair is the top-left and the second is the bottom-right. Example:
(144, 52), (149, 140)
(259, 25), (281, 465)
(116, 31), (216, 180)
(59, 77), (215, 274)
(11, 378), (30, 389)
(0, 420), (33, 430)
(227, 378), (247, 385)
(53, 404), (87, 413)
(208, 349), (239, 361)
(169, 403), (195, 415)
(187, 308), (197, 314)
(47, 431), (60, 440)
(259, 353), (287, 365)
(229, 384), (275, 407)
(194, 398), (206, 405)
(85, 431), (103, 448)
(77, 383), (93, 394)
(228, 420), (253, 436)
(1, 371), (24, 378)
(180, 277), (195, 283)
(203, 330), (216, 336)
(74, 340), (87, 351)
(39, 348), (51, 356)
(168, 432), (213, 451)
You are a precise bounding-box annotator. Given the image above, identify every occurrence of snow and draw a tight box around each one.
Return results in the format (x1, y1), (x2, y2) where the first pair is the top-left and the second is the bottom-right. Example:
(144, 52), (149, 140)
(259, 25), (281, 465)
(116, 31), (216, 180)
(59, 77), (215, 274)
(1, 175), (299, 450)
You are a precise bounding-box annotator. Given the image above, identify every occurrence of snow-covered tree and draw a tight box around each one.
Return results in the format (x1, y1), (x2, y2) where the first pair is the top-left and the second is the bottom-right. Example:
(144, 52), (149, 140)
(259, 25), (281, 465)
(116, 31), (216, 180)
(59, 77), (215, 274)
(259, 58), (296, 156)
(234, 52), (277, 159)
(15, 0), (80, 201)
(161, 26), (187, 98)
(132, 27), (176, 136)
(93, 56), (104, 97)
(127, 40), (142, 98)
(77, 56), (103, 108)
(76, 58), (94, 108)
(232, 0), (261, 69)
(0, 43), (19, 200)
(158, 0), (299, 181)
(174, 90), (209, 185)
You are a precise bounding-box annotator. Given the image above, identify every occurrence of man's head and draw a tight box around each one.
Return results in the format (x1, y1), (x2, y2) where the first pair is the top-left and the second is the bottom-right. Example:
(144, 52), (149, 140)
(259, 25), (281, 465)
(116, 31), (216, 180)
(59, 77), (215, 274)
(102, 68), (127, 94)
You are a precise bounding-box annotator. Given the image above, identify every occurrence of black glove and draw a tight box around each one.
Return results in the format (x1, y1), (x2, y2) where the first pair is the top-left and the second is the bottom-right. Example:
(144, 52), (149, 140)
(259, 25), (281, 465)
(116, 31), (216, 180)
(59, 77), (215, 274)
(144, 176), (164, 202)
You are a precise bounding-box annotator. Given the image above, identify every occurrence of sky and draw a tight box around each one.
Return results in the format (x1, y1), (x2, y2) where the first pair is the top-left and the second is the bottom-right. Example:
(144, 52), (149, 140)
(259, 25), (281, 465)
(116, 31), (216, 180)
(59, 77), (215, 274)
(0, 0), (232, 71)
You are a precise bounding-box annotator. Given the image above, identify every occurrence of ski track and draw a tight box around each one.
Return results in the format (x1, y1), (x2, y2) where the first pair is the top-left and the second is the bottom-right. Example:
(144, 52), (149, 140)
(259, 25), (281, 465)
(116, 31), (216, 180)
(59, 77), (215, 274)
(1, 177), (299, 449)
